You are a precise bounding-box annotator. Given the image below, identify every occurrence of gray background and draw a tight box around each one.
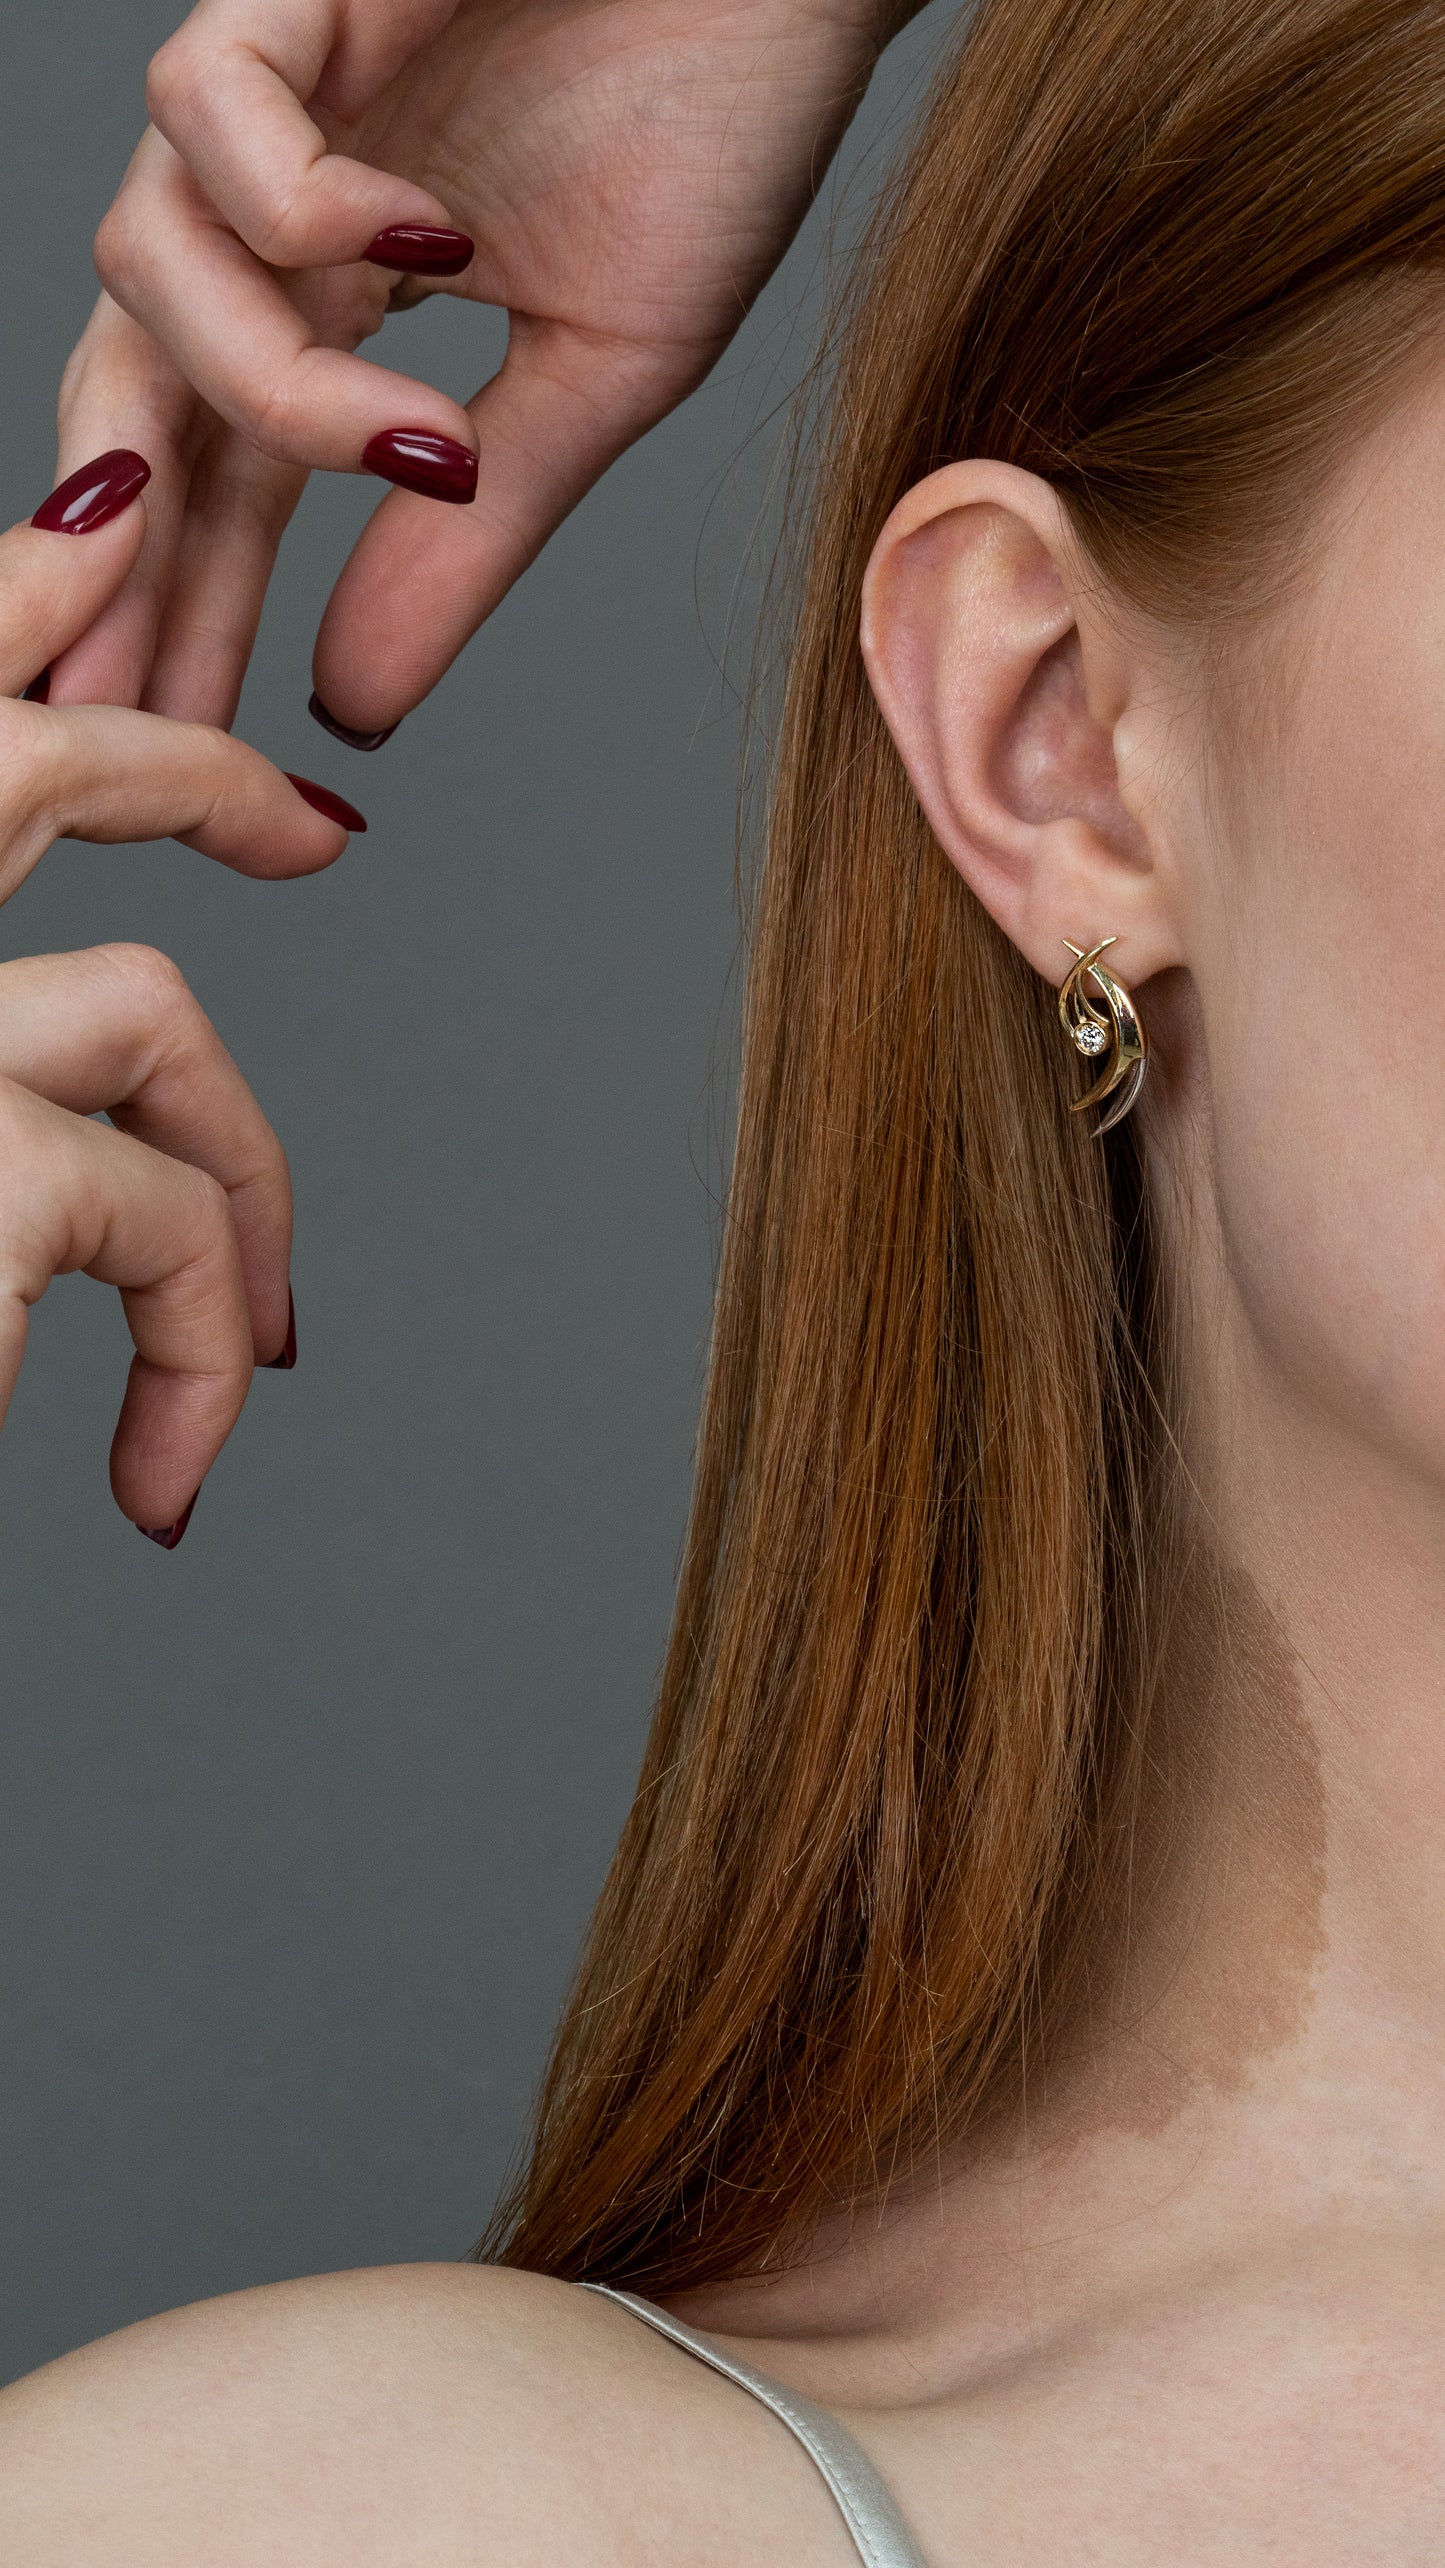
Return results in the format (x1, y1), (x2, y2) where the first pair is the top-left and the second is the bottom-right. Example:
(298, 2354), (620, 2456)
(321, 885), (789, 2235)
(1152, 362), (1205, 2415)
(0, 0), (953, 2384)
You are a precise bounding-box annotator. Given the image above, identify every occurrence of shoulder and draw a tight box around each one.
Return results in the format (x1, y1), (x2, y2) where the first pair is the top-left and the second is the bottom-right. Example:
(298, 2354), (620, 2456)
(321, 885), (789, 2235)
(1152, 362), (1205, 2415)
(0, 2262), (845, 2567)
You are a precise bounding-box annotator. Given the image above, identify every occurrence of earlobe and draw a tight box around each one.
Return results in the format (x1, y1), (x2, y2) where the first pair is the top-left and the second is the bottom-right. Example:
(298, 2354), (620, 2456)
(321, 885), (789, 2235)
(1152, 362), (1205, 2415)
(860, 460), (1183, 989)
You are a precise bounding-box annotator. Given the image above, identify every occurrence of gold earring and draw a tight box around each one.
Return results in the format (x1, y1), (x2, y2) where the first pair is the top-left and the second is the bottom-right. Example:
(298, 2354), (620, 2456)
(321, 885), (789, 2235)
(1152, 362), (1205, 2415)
(1058, 938), (1147, 1135)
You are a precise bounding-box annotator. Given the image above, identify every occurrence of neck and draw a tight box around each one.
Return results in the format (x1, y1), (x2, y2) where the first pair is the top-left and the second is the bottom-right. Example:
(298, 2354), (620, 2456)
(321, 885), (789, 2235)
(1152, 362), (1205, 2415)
(681, 1093), (1445, 2369)
(1157, 1062), (1445, 2050)
(910, 1116), (1445, 2344)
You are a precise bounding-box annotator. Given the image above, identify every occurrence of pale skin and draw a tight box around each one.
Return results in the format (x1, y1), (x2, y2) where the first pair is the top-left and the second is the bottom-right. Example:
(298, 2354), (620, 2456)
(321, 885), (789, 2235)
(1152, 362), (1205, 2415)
(5, 0), (1445, 2555)
(0, 478), (353, 1536)
(9, 291), (1445, 2563)
(50, 0), (907, 732)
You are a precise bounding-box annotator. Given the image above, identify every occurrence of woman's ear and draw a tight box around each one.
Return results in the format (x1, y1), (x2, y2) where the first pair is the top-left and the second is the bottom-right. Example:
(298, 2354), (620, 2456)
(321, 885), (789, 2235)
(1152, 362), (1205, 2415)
(860, 460), (1184, 988)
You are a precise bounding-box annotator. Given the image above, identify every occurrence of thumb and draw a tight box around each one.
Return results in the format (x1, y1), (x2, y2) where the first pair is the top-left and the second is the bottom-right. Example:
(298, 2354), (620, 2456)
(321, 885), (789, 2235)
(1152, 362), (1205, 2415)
(311, 320), (686, 731)
(0, 450), (155, 700)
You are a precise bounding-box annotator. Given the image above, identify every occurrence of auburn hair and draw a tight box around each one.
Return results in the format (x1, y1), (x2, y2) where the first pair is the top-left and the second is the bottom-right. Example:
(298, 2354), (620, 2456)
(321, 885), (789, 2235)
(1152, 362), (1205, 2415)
(479, 0), (1445, 2290)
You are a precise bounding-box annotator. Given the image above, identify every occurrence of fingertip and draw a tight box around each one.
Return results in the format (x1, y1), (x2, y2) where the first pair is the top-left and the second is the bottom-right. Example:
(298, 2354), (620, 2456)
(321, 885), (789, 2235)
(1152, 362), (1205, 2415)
(262, 1288), (297, 1370)
(284, 773), (367, 833)
(361, 431), (478, 507)
(364, 224), (475, 278)
(308, 691), (397, 753)
(0, 477), (154, 709)
(32, 449), (152, 536)
(135, 1487), (200, 1550)
(180, 767), (355, 880)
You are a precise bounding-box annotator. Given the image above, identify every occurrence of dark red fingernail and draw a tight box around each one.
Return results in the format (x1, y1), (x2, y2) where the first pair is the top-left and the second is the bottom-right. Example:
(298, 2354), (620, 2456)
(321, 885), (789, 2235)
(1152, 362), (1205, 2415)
(365, 223), (474, 277)
(284, 774), (368, 833)
(137, 1491), (199, 1551)
(264, 1290), (297, 1371)
(308, 691), (397, 752)
(22, 668), (50, 704)
(361, 429), (477, 506)
(33, 448), (151, 535)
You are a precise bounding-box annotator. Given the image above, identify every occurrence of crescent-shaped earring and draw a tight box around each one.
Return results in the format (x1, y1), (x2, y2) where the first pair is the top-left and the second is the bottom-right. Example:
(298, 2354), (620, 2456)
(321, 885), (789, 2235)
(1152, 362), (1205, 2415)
(1058, 937), (1148, 1136)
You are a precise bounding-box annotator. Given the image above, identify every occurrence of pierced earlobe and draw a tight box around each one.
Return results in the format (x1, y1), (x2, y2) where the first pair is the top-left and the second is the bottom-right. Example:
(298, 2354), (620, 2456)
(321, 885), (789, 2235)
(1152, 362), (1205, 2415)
(1058, 938), (1148, 1135)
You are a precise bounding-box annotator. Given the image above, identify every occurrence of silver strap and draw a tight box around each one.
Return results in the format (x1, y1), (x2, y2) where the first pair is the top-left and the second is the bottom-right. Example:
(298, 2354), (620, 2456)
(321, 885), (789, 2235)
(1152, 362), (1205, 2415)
(585, 2284), (931, 2568)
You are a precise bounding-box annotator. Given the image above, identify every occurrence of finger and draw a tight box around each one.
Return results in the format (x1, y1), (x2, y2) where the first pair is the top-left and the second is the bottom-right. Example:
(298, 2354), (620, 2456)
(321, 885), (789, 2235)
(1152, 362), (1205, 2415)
(143, 252), (434, 725)
(313, 320), (684, 728)
(0, 449), (156, 701)
(0, 945), (292, 1362)
(46, 295), (202, 712)
(0, 1077), (254, 1530)
(97, 129), (479, 478)
(0, 699), (362, 907)
(145, 0), (462, 271)
(142, 421), (307, 728)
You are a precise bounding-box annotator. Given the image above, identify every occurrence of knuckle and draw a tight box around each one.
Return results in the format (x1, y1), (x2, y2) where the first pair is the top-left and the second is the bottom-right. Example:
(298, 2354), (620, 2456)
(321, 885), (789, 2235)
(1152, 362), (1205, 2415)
(0, 1207), (58, 1305)
(248, 186), (312, 270)
(93, 940), (194, 1027)
(184, 1162), (235, 1247)
(245, 370), (308, 461)
(247, 1115), (290, 1193)
(144, 36), (198, 134)
(92, 196), (144, 301)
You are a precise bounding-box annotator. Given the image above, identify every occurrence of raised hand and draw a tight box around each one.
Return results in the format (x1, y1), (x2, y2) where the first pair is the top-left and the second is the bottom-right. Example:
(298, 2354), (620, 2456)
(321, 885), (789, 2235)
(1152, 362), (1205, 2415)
(0, 448), (366, 1538)
(54, 0), (898, 740)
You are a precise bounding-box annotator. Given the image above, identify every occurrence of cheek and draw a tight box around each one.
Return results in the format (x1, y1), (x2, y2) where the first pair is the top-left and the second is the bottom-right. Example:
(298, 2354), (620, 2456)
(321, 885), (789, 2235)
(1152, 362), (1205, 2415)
(1199, 628), (1445, 1475)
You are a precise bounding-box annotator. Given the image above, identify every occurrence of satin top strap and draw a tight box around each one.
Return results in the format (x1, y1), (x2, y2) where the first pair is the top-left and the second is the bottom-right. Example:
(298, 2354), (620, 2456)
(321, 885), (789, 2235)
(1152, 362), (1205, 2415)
(584, 2284), (931, 2568)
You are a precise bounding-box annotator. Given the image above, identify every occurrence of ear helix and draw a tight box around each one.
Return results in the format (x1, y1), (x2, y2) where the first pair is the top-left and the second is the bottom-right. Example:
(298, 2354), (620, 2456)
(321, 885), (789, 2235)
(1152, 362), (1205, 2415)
(1058, 938), (1148, 1135)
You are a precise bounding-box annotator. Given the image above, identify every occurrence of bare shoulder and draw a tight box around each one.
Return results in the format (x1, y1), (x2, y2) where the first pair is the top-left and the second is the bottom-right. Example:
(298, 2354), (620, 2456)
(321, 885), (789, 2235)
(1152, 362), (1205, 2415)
(0, 2261), (854, 2567)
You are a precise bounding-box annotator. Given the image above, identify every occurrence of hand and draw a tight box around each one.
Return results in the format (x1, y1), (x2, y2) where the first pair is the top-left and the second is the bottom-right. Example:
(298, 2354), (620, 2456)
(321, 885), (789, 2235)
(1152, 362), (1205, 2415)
(0, 944), (293, 1547)
(0, 448), (366, 1537)
(56, 0), (896, 739)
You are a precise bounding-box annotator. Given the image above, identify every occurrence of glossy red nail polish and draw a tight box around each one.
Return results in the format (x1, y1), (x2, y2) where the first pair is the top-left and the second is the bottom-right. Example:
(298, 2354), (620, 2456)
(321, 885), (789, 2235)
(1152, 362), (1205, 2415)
(264, 1290), (298, 1371)
(137, 1491), (199, 1551)
(33, 449), (151, 535)
(285, 774), (368, 833)
(365, 223), (474, 277)
(22, 668), (50, 703)
(361, 429), (478, 506)
(309, 691), (397, 752)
